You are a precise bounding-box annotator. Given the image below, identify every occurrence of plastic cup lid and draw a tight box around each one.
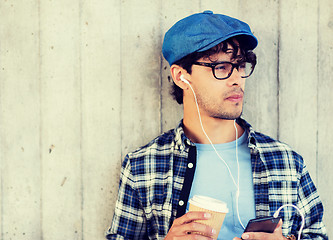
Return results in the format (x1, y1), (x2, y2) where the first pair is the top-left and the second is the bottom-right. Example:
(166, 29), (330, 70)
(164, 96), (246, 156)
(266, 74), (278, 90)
(189, 195), (229, 213)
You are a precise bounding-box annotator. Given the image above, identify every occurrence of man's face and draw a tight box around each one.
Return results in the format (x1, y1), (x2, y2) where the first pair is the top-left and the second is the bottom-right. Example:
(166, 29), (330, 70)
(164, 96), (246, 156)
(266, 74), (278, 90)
(187, 43), (246, 120)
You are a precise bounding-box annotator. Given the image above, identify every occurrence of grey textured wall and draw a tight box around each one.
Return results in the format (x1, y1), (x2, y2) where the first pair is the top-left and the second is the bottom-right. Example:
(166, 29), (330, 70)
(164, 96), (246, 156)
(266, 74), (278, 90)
(0, 0), (332, 239)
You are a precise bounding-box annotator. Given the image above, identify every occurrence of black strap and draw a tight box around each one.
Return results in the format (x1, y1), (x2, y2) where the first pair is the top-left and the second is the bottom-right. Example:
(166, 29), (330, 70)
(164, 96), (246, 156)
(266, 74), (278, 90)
(176, 146), (197, 218)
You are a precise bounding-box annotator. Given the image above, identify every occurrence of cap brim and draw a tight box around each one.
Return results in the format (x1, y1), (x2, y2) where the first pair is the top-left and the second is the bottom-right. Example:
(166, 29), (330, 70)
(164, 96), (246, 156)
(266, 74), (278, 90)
(197, 32), (258, 52)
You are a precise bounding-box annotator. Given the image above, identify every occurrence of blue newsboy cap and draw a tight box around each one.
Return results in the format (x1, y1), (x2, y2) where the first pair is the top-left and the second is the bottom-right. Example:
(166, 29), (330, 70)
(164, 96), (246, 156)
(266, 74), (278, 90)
(162, 10), (258, 66)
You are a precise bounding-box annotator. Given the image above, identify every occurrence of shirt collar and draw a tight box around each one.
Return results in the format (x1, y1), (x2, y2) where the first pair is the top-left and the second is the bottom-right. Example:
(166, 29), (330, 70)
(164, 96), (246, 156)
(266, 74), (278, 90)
(237, 118), (264, 156)
(174, 118), (258, 151)
(236, 117), (256, 140)
(174, 120), (194, 152)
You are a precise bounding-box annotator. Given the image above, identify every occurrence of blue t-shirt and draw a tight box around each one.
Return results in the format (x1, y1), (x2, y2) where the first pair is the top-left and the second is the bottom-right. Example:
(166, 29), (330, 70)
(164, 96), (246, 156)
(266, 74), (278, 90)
(187, 132), (256, 240)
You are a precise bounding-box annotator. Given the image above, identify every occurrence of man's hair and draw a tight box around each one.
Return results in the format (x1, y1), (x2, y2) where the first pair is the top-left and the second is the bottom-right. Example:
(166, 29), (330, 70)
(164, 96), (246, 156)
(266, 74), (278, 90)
(170, 37), (257, 104)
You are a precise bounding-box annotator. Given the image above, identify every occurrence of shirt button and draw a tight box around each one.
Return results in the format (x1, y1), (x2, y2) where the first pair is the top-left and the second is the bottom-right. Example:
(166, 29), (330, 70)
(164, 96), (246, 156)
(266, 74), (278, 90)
(188, 163), (193, 168)
(179, 200), (184, 206)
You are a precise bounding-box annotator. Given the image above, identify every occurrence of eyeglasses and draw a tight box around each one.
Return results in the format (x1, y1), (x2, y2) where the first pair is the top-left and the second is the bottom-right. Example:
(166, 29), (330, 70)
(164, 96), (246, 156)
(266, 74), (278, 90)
(192, 61), (255, 80)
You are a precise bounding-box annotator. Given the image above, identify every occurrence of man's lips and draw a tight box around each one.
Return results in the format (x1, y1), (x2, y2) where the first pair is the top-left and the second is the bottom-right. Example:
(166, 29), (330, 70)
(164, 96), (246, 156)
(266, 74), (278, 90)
(225, 93), (243, 102)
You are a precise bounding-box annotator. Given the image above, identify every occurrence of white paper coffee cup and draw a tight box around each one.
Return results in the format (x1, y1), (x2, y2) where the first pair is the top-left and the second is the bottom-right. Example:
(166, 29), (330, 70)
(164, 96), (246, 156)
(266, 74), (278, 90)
(188, 195), (228, 239)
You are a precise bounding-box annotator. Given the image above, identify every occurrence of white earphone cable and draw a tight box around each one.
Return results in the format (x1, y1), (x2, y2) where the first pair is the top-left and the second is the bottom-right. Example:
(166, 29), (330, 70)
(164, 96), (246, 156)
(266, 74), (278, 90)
(234, 121), (245, 229)
(187, 83), (238, 188)
(187, 82), (245, 229)
(273, 204), (305, 240)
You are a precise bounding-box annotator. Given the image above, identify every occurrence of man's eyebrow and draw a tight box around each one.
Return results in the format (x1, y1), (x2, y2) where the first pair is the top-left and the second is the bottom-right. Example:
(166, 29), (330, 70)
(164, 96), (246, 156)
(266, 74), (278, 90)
(230, 55), (245, 63)
(226, 44), (240, 50)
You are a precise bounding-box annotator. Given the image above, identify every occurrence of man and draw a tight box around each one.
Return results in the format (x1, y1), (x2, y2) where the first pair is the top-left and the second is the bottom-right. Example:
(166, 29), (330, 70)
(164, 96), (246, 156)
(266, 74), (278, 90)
(106, 11), (327, 240)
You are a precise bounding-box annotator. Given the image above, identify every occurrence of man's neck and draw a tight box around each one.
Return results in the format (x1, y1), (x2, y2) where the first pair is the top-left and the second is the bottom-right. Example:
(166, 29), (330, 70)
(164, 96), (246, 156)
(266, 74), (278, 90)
(183, 115), (244, 144)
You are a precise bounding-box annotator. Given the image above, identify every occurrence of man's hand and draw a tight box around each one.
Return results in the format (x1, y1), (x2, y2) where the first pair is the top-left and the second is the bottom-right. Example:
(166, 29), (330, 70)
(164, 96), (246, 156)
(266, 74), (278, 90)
(165, 211), (217, 239)
(233, 220), (287, 240)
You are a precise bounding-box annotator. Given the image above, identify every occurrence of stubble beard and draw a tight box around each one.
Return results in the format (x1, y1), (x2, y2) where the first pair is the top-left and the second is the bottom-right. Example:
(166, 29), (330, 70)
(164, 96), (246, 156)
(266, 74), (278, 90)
(209, 103), (243, 120)
(196, 92), (244, 120)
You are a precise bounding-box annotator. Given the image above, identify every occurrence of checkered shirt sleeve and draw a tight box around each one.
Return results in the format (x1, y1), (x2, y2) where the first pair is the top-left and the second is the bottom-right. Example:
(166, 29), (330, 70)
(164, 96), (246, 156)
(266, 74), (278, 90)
(106, 155), (148, 240)
(250, 128), (328, 240)
(105, 126), (188, 240)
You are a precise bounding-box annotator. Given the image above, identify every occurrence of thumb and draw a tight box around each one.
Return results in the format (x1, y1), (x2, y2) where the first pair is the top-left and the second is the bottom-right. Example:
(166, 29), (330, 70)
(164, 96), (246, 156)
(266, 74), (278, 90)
(274, 219), (283, 233)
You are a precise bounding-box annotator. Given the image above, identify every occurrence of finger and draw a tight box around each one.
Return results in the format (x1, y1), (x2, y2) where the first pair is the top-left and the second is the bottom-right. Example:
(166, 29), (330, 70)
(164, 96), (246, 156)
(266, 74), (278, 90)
(183, 221), (216, 237)
(274, 219), (283, 231)
(175, 211), (211, 225)
(170, 234), (213, 240)
(233, 237), (242, 240)
(186, 233), (216, 240)
(191, 233), (216, 240)
(241, 231), (270, 240)
(273, 219), (283, 236)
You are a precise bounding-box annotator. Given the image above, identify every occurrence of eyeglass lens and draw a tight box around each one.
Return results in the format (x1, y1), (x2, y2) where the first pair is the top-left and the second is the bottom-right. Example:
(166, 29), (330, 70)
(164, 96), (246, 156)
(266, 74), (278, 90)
(214, 62), (253, 79)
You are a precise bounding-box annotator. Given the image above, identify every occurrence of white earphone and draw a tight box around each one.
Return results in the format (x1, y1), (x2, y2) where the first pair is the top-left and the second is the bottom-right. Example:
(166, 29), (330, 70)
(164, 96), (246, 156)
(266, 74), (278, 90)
(180, 75), (190, 85)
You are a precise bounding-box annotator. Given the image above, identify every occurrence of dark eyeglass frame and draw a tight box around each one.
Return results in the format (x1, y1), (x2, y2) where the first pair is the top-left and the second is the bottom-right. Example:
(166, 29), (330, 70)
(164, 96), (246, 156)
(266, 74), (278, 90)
(192, 61), (255, 80)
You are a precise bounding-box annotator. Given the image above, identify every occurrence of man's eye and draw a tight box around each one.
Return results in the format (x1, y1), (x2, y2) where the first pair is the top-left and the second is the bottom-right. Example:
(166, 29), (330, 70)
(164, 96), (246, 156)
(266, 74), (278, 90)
(215, 64), (229, 71)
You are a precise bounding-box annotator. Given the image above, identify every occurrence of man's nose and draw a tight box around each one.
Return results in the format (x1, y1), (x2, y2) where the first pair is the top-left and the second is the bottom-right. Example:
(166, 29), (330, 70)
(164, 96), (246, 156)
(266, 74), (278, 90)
(226, 67), (242, 86)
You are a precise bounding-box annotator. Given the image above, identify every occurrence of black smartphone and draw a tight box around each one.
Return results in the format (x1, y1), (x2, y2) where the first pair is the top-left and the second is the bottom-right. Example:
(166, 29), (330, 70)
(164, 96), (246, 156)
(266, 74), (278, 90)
(244, 216), (281, 233)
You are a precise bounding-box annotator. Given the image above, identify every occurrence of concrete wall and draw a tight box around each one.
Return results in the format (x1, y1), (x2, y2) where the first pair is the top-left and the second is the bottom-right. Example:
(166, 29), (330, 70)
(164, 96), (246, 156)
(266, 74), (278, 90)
(0, 0), (332, 239)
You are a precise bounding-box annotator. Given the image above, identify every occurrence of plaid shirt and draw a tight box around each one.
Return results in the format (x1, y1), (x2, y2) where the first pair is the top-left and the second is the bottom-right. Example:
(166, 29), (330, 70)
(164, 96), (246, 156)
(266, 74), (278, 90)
(106, 119), (328, 240)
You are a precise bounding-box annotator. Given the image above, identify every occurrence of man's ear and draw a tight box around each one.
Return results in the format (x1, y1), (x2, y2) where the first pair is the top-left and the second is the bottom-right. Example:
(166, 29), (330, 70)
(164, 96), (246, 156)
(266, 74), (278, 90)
(170, 64), (190, 89)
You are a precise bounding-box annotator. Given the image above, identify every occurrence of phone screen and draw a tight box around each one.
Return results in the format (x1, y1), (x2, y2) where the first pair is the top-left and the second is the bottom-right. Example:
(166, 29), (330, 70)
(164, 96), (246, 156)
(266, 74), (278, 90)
(244, 216), (281, 233)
